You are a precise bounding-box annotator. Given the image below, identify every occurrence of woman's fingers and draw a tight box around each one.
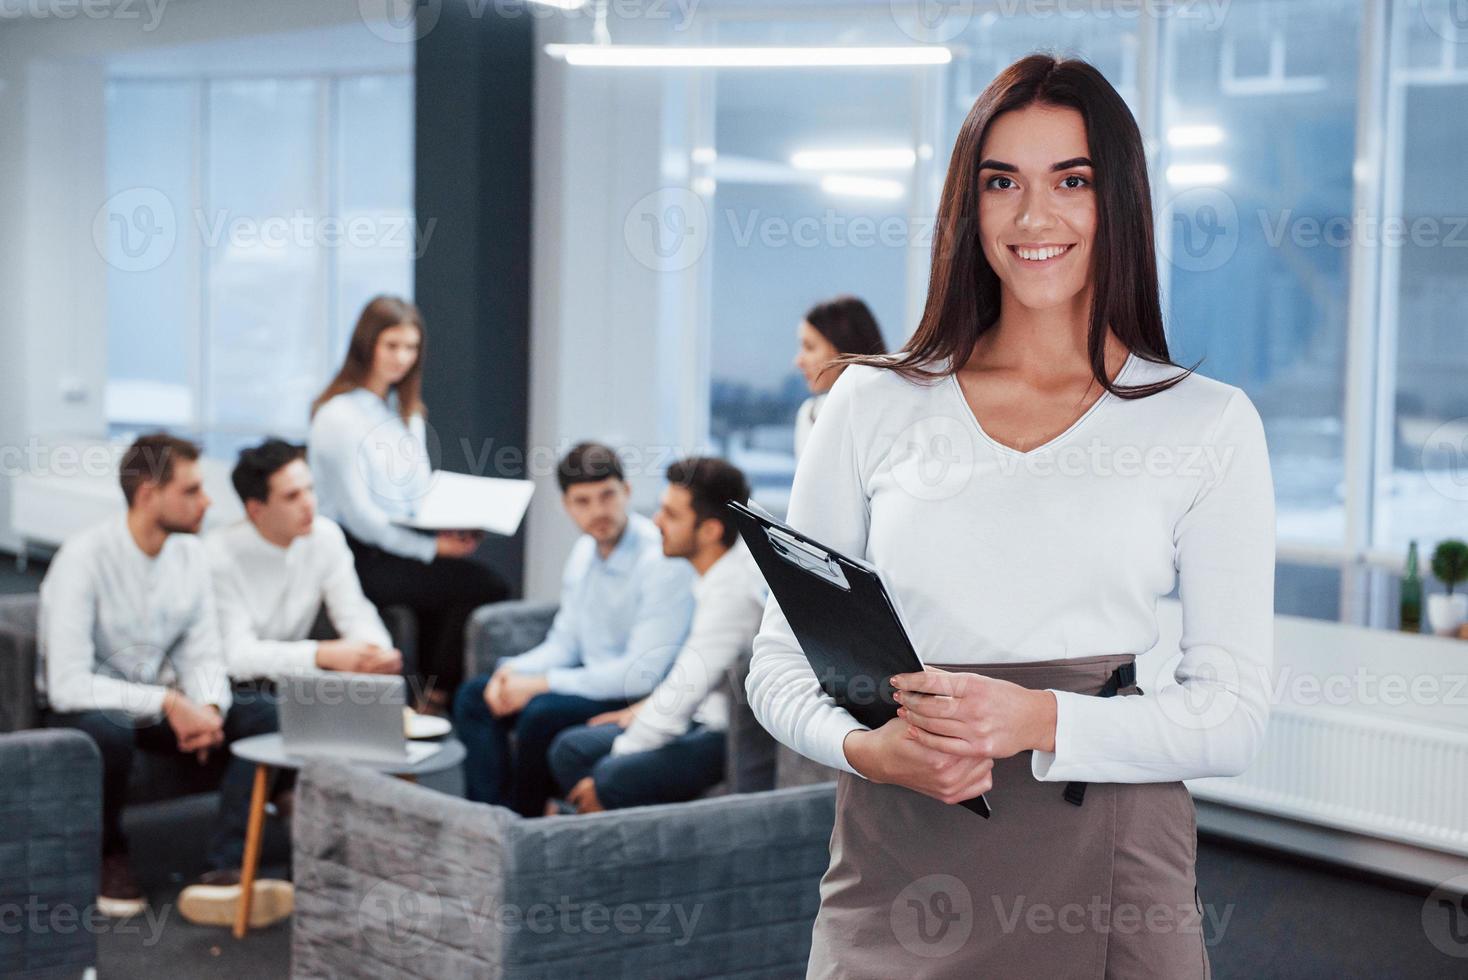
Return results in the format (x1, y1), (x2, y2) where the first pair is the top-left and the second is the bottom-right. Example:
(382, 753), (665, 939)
(902, 719), (980, 757)
(897, 705), (971, 738)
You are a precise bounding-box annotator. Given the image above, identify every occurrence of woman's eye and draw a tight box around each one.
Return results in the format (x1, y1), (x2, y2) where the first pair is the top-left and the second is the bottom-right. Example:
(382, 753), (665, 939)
(1061, 174), (1090, 189)
(985, 175), (1015, 191)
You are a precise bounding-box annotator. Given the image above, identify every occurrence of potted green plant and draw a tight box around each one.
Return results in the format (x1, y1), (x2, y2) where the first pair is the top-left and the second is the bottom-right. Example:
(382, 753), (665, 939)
(1428, 539), (1468, 636)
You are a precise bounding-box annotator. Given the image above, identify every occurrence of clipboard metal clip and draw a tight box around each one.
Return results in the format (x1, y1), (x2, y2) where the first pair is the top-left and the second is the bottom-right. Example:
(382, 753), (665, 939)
(765, 526), (851, 592)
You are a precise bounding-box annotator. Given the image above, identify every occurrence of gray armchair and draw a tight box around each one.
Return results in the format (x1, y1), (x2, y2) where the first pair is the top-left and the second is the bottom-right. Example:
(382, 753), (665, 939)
(0, 728), (101, 980)
(290, 759), (835, 979)
(463, 600), (836, 794)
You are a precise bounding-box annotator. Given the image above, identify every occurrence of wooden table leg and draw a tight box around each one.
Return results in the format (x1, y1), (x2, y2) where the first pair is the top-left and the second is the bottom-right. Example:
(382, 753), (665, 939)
(233, 764), (270, 940)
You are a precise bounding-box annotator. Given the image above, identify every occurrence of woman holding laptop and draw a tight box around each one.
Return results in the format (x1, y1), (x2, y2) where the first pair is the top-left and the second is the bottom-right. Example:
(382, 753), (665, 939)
(309, 295), (509, 712)
(747, 55), (1274, 977)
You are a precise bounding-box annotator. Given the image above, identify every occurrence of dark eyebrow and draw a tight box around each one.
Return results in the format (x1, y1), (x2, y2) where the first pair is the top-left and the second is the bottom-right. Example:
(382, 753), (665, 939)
(977, 156), (1093, 173)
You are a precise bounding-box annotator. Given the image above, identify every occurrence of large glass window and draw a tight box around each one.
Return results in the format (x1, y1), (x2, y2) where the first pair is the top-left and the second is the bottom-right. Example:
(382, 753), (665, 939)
(1157, 0), (1361, 549)
(694, 0), (1458, 626)
(1374, 1), (1468, 556)
(705, 18), (919, 514)
(102, 71), (414, 454)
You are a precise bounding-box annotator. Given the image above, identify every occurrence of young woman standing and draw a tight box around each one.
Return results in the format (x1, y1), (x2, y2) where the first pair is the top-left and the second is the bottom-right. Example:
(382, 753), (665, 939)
(309, 295), (509, 711)
(748, 55), (1274, 977)
(792, 296), (887, 458)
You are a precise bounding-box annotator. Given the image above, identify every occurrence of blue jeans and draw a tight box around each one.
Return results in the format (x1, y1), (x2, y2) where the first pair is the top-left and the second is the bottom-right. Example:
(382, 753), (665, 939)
(547, 721), (725, 810)
(452, 675), (628, 816)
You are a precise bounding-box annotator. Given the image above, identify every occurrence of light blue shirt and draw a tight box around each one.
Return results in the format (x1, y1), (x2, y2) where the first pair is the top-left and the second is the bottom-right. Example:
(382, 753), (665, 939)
(503, 512), (696, 701)
(307, 387), (437, 563)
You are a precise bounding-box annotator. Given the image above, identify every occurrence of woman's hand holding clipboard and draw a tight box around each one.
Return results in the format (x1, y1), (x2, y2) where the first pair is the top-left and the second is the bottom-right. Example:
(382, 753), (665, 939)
(728, 501), (992, 818)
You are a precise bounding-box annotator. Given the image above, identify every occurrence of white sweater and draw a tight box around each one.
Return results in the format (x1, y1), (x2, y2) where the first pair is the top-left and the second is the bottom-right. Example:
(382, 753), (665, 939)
(747, 353), (1276, 785)
(205, 516), (394, 680)
(611, 538), (768, 756)
(308, 388), (437, 563)
(39, 517), (232, 718)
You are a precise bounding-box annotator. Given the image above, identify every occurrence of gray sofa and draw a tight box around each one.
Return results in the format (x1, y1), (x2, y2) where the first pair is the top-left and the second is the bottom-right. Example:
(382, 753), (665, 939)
(289, 600), (841, 978)
(291, 762), (834, 978)
(0, 592), (419, 803)
(462, 600), (836, 794)
(0, 728), (101, 980)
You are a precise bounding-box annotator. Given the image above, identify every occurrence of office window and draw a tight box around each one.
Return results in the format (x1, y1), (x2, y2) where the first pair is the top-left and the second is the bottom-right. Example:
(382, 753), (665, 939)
(1373, 2), (1468, 556)
(102, 72), (414, 452)
(1157, 0), (1361, 548)
(103, 81), (197, 427)
(705, 18), (915, 515)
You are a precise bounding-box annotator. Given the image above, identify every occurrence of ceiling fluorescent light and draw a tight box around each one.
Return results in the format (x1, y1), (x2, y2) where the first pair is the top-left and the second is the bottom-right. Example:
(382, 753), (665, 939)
(791, 148), (916, 171)
(820, 175), (905, 199)
(543, 45), (952, 68)
(1165, 163), (1229, 186)
(1166, 125), (1225, 147)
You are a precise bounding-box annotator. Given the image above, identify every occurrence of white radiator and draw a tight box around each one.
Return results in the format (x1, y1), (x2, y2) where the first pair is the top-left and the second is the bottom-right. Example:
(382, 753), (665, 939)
(1187, 706), (1468, 857)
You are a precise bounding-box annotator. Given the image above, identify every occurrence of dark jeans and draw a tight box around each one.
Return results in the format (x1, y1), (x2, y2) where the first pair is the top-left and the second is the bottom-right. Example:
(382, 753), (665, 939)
(452, 676), (628, 817)
(45, 682), (278, 871)
(345, 531), (511, 704)
(548, 722), (726, 810)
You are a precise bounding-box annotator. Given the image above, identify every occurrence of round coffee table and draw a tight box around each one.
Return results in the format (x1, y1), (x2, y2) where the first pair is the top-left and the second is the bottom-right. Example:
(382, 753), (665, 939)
(227, 733), (465, 938)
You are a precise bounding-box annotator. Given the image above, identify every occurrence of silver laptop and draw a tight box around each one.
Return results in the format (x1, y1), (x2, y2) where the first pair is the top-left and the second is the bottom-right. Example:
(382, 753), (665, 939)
(278, 673), (439, 765)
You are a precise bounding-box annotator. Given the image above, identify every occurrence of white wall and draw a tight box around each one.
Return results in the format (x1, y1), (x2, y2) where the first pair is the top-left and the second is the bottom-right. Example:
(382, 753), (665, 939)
(0, 0), (411, 553)
(524, 13), (710, 601)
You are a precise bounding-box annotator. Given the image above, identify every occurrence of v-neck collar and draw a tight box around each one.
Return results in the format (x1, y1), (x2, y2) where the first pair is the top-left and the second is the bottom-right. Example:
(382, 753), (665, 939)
(947, 351), (1137, 458)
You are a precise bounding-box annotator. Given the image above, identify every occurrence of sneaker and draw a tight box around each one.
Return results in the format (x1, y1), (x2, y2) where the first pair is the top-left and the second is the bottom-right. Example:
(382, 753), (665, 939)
(177, 869), (294, 929)
(98, 853), (147, 919)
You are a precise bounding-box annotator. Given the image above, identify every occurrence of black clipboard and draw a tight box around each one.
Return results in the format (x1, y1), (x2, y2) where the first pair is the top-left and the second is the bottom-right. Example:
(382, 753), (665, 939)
(729, 500), (992, 819)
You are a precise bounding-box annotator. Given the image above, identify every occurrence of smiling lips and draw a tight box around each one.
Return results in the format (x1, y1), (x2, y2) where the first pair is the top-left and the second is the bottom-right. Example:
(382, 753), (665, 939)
(1009, 243), (1076, 264)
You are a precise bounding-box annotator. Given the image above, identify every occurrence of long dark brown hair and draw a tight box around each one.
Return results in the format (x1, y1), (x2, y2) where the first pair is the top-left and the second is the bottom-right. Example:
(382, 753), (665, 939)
(311, 295), (427, 421)
(842, 54), (1195, 399)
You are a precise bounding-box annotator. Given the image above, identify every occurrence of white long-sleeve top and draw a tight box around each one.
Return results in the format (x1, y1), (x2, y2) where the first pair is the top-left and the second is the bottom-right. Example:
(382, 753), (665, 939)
(747, 353), (1276, 785)
(39, 517), (233, 718)
(205, 516), (394, 680)
(308, 388), (438, 563)
(611, 537), (768, 756)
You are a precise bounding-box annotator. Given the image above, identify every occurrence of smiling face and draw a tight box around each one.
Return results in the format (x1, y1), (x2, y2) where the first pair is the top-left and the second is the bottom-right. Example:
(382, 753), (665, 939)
(976, 104), (1097, 317)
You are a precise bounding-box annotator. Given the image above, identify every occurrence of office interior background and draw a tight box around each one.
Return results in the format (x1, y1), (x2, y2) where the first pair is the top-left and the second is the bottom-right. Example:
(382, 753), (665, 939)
(1, 0), (1467, 976)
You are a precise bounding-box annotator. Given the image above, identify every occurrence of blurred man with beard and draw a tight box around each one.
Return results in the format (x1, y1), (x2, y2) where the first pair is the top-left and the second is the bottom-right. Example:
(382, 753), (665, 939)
(453, 441), (695, 817)
(40, 433), (283, 924)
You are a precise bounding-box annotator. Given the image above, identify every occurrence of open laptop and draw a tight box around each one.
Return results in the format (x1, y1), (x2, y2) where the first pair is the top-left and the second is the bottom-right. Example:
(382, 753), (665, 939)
(278, 673), (440, 765)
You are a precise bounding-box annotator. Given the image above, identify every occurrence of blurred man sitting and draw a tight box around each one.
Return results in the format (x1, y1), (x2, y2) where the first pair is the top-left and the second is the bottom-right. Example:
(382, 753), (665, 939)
(40, 434), (285, 925)
(453, 442), (696, 817)
(206, 438), (401, 684)
(548, 457), (765, 812)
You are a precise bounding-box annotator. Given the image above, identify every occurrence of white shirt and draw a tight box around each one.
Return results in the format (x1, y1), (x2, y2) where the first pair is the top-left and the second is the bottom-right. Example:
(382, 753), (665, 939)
(205, 516), (394, 680)
(39, 517), (232, 718)
(794, 392), (828, 460)
(308, 388), (437, 563)
(748, 354), (1276, 785)
(611, 537), (769, 756)
(501, 513), (697, 701)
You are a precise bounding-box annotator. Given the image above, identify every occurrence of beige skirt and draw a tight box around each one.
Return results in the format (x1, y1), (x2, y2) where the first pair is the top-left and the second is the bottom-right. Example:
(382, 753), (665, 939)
(806, 654), (1211, 980)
